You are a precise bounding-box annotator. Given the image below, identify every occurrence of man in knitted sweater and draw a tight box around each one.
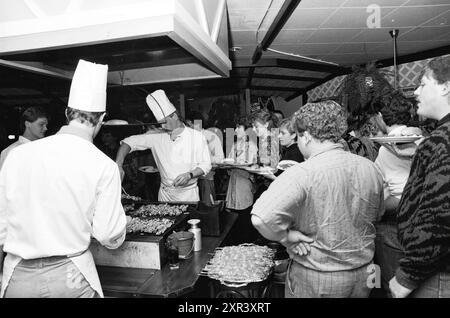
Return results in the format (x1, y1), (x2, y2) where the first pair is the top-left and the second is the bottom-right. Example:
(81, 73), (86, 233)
(389, 56), (450, 298)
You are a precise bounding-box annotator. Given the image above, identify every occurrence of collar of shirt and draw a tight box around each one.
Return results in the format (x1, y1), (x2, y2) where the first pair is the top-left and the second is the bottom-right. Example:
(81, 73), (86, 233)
(57, 124), (93, 143)
(437, 112), (450, 127)
(18, 136), (30, 143)
(308, 143), (344, 160)
(169, 126), (187, 141)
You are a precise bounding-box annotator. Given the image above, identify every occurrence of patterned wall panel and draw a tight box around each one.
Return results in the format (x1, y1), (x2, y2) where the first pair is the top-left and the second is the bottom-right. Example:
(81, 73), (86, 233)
(307, 75), (346, 102)
(307, 54), (450, 102)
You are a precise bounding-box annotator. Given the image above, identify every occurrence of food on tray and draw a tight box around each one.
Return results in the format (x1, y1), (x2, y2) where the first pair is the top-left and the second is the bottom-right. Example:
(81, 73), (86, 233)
(123, 204), (135, 213)
(202, 244), (275, 283)
(128, 203), (188, 217)
(246, 166), (276, 174)
(121, 193), (142, 201)
(126, 216), (174, 235)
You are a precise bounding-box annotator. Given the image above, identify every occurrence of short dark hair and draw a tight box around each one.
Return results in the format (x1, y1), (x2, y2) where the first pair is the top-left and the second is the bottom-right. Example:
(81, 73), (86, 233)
(379, 92), (412, 126)
(425, 56), (450, 85)
(66, 107), (104, 127)
(20, 106), (47, 133)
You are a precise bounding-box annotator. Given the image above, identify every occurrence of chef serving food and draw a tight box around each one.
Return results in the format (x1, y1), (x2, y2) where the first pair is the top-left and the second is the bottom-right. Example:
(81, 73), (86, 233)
(115, 90), (211, 202)
(0, 59), (127, 297)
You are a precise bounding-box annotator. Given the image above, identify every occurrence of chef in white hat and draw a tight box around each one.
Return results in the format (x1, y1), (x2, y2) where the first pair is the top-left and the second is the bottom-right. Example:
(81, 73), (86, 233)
(0, 59), (127, 298)
(115, 89), (212, 202)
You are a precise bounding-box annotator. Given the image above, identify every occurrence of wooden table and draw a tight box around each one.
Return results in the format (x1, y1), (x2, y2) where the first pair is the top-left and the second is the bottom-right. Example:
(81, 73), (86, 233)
(97, 211), (238, 298)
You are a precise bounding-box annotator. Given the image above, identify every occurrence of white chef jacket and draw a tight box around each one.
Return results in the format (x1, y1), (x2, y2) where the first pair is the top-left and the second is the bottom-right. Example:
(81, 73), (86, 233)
(122, 127), (211, 202)
(0, 136), (30, 170)
(0, 124), (127, 297)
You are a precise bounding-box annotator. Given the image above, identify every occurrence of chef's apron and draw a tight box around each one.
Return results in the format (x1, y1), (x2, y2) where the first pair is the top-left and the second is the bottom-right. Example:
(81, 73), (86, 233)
(1, 249), (103, 298)
(158, 182), (199, 202)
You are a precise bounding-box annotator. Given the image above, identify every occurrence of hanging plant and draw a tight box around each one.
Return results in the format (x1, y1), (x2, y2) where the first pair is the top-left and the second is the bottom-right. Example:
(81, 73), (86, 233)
(335, 62), (399, 132)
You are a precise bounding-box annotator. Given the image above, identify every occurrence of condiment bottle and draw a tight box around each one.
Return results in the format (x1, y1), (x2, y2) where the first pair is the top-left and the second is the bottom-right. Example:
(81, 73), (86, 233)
(188, 219), (202, 252)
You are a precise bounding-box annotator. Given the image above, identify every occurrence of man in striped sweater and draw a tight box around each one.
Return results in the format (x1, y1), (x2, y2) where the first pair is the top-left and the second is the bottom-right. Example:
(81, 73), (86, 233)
(389, 56), (450, 298)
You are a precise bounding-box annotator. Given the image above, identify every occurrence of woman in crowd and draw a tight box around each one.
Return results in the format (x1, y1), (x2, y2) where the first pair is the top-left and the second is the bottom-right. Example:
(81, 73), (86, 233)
(225, 116), (258, 244)
(250, 109), (280, 200)
(373, 102), (422, 297)
(276, 117), (304, 170)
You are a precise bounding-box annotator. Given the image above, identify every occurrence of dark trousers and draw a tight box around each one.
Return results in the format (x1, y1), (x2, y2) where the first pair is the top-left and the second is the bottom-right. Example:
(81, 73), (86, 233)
(224, 206), (261, 246)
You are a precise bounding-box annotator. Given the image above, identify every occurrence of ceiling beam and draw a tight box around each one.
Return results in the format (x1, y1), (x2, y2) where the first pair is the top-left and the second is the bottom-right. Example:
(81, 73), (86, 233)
(251, 0), (302, 65)
(0, 59), (73, 80)
(234, 58), (349, 74)
(247, 0), (302, 89)
(108, 57), (198, 72)
(276, 59), (349, 74)
(246, 67), (255, 87)
(250, 85), (305, 92)
(375, 44), (450, 68)
(231, 73), (320, 82)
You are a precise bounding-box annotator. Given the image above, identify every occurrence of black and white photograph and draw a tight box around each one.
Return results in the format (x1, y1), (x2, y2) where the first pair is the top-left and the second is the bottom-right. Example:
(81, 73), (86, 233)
(0, 0), (450, 303)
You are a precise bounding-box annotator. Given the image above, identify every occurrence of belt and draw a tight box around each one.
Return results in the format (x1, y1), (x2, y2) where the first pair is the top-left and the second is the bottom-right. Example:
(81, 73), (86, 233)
(18, 249), (87, 264)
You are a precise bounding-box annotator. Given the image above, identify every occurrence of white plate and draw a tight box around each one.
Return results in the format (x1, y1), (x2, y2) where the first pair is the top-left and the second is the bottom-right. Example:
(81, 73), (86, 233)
(222, 158), (235, 164)
(277, 160), (298, 170)
(246, 167), (277, 174)
(369, 136), (422, 144)
(139, 166), (159, 173)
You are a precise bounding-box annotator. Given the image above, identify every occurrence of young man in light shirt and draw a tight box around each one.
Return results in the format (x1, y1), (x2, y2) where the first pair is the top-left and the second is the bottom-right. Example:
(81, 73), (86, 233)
(0, 106), (48, 170)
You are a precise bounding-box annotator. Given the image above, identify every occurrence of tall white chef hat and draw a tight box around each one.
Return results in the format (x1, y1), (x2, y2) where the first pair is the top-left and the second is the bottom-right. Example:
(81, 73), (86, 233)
(146, 89), (176, 122)
(68, 59), (108, 112)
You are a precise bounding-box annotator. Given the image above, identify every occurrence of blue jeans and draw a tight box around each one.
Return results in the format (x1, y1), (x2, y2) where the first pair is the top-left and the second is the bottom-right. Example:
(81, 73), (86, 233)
(285, 261), (372, 298)
(4, 256), (98, 298)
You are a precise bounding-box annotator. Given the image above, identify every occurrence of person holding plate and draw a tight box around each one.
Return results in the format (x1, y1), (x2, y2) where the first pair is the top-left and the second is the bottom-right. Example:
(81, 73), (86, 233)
(372, 97), (423, 297)
(275, 117), (304, 177)
(225, 116), (259, 244)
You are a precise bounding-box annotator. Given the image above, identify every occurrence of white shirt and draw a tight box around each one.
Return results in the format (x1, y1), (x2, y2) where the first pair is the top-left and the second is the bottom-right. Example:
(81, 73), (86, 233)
(0, 124), (127, 296)
(0, 136), (30, 170)
(122, 127), (212, 189)
(375, 145), (413, 199)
